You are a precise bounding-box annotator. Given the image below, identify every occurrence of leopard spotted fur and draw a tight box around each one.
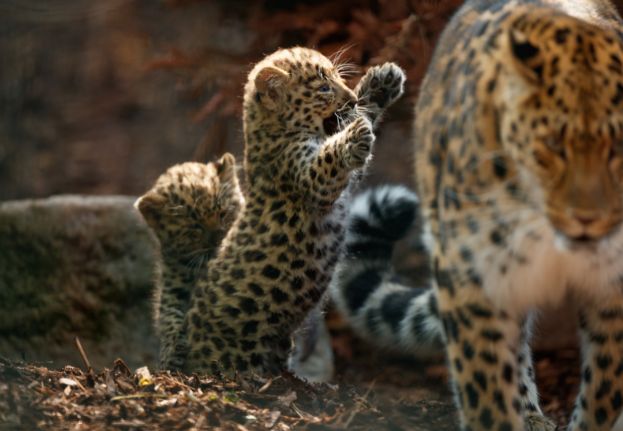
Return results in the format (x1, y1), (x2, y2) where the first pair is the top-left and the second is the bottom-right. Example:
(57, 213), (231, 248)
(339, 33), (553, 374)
(331, 1), (623, 429)
(181, 47), (405, 375)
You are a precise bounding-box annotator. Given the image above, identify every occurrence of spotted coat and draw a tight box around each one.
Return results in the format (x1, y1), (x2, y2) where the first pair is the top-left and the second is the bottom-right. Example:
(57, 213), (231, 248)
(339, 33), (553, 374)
(135, 154), (244, 370)
(182, 47), (406, 374)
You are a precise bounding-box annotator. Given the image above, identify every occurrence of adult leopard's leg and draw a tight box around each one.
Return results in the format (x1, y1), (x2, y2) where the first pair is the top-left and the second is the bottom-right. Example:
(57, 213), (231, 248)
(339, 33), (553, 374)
(435, 259), (526, 430)
(568, 294), (623, 431)
(517, 316), (557, 430)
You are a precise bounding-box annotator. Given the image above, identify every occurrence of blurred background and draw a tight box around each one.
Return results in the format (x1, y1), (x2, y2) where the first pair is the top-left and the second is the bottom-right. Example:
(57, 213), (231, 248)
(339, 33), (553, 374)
(1, 0), (464, 201)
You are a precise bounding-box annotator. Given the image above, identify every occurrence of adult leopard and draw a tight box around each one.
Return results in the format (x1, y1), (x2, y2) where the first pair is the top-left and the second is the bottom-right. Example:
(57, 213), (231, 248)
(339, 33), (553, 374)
(331, 1), (623, 429)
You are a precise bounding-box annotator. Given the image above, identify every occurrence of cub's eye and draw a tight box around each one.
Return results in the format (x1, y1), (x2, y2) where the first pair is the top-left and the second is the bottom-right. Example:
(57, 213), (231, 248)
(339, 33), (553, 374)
(319, 84), (331, 93)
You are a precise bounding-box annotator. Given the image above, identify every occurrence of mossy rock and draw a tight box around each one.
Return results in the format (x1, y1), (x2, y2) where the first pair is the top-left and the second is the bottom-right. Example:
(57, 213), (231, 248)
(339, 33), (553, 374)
(0, 195), (159, 369)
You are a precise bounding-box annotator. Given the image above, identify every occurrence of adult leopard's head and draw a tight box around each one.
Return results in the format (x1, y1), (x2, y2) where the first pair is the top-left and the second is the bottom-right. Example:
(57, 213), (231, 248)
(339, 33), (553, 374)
(495, 8), (623, 244)
(244, 47), (357, 134)
(135, 153), (243, 261)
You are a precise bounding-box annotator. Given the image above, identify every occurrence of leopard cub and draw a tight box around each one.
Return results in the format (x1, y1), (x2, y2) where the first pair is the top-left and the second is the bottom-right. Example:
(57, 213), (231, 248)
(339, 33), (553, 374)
(135, 153), (243, 370)
(182, 47), (406, 374)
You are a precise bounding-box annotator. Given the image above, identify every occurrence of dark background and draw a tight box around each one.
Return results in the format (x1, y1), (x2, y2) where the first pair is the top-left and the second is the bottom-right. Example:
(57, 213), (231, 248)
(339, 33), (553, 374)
(0, 0), (465, 201)
(3, 0), (623, 199)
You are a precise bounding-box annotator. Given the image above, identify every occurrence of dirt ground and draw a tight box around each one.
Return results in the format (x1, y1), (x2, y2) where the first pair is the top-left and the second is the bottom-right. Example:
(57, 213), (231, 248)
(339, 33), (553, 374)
(0, 343), (579, 430)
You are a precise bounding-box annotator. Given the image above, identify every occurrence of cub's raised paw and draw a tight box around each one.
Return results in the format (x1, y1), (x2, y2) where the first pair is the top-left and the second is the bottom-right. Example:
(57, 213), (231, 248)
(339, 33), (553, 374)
(345, 116), (375, 169)
(525, 413), (557, 431)
(355, 63), (406, 123)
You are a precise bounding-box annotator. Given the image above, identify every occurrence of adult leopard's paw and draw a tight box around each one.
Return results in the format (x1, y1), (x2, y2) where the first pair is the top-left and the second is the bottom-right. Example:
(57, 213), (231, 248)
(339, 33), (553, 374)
(345, 116), (375, 169)
(355, 63), (406, 117)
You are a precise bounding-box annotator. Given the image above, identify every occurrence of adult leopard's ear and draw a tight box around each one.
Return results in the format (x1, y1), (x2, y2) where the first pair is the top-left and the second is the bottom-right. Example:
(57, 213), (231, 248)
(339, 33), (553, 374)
(134, 192), (165, 229)
(507, 27), (544, 85)
(254, 66), (289, 111)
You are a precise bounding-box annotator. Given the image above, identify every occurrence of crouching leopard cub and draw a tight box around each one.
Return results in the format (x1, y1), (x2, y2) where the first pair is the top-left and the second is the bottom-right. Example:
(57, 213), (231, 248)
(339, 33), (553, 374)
(182, 47), (405, 375)
(333, 0), (623, 430)
(135, 153), (243, 370)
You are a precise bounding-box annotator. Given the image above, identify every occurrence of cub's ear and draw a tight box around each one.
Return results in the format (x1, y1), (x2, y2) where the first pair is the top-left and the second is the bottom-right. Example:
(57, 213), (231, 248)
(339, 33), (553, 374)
(134, 192), (165, 228)
(507, 28), (543, 85)
(215, 152), (237, 181)
(254, 66), (289, 110)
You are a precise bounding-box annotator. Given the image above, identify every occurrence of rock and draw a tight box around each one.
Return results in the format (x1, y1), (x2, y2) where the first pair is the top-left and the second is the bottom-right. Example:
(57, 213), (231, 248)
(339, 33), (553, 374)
(0, 195), (158, 369)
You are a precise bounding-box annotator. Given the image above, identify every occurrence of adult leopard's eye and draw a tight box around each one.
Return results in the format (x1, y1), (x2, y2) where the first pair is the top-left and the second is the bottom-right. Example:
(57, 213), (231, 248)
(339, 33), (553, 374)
(609, 146), (616, 162)
(608, 140), (623, 162)
(545, 136), (565, 159)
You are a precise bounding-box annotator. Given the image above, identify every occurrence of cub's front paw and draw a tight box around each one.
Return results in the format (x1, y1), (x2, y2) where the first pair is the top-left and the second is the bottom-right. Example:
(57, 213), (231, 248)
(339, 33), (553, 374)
(345, 116), (375, 169)
(525, 412), (557, 431)
(356, 63), (406, 117)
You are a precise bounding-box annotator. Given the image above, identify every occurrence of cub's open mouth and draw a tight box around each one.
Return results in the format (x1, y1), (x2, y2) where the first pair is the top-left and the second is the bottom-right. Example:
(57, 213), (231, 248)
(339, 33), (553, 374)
(323, 103), (356, 135)
(322, 113), (339, 135)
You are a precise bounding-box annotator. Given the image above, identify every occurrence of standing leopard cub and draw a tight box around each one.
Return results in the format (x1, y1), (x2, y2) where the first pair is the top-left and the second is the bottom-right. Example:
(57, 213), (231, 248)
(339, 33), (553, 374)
(135, 153), (243, 370)
(182, 47), (405, 374)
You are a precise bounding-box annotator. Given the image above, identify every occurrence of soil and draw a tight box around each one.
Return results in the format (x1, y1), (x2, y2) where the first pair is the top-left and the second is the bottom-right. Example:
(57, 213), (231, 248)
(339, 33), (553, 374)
(0, 339), (580, 430)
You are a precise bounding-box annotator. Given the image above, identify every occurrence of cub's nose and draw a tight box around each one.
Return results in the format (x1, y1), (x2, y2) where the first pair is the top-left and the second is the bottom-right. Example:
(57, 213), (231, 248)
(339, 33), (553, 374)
(337, 84), (357, 107)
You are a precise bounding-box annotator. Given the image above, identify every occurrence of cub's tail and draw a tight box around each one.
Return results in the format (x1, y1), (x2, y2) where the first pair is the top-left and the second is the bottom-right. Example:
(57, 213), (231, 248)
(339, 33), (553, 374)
(330, 185), (443, 352)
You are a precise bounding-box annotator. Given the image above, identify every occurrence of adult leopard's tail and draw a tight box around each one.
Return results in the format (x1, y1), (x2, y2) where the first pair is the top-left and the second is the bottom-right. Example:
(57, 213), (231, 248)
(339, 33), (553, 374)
(330, 185), (444, 353)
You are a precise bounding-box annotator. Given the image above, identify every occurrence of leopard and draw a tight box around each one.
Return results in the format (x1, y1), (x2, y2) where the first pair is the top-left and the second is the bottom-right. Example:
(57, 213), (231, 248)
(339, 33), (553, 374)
(135, 153), (244, 370)
(135, 153), (333, 380)
(179, 47), (406, 375)
(331, 1), (623, 430)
